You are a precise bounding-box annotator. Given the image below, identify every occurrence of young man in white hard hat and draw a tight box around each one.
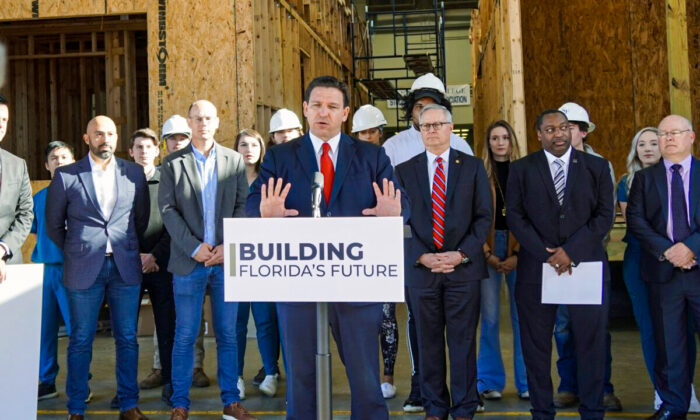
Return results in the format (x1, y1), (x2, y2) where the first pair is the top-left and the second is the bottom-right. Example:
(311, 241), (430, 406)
(352, 104), (387, 145)
(268, 108), (304, 147)
(382, 73), (474, 413)
(137, 114), (212, 399)
(382, 72), (473, 167)
(552, 102), (622, 412)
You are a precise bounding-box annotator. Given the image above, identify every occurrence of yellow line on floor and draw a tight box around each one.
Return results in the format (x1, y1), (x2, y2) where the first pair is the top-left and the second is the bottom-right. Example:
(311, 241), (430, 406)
(36, 409), (700, 417)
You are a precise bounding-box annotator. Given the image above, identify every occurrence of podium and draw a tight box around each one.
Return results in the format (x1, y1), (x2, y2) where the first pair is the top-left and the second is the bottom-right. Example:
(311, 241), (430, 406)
(224, 217), (404, 419)
(0, 264), (44, 419)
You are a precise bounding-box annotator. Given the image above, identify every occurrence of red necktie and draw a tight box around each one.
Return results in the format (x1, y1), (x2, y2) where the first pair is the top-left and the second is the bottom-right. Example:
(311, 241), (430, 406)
(432, 157), (446, 249)
(320, 142), (334, 204)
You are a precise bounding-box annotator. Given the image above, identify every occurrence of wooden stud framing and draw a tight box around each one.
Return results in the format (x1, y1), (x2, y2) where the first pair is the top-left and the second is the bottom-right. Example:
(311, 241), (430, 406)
(666, 0), (692, 117)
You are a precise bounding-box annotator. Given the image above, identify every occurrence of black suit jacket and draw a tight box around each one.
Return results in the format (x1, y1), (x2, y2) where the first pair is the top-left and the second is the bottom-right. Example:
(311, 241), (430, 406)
(506, 148), (614, 285)
(626, 158), (700, 283)
(396, 149), (492, 288)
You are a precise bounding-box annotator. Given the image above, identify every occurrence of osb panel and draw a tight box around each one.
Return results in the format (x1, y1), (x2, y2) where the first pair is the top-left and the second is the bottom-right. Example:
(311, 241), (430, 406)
(563, 0), (634, 179)
(0, 1), (33, 20)
(40, 0), (104, 18)
(147, 0), (240, 149)
(107, 0), (147, 14)
(520, 0), (570, 152)
(521, 0), (638, 178)
(629, 0), (669, 130)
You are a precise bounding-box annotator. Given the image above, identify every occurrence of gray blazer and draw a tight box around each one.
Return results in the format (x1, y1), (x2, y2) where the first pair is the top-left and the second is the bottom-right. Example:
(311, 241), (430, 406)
(158, 143), (248, 276)
(0, 148), (33, 263)
(45, 156), (149, 289)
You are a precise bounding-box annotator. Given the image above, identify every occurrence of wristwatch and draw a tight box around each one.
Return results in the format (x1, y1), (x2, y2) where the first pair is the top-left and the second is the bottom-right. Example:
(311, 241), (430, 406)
(458, 250), (470, 265)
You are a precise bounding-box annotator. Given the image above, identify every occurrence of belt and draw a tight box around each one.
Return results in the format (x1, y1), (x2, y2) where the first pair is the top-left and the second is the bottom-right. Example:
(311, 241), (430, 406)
(105, 252), (113, 257)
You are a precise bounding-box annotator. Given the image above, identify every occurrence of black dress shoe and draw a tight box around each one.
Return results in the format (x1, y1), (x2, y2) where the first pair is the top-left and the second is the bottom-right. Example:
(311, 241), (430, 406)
(647, 409), (687, 420)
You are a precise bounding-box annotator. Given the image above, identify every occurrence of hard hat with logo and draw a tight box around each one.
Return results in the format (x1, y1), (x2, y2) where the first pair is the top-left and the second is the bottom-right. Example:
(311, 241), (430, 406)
(161, 114), (192, 139)
(558, 102), (596, 133)
(269, 108), (303, 133)
(410, 72), (446, 103)
(352, 104), (387, 133)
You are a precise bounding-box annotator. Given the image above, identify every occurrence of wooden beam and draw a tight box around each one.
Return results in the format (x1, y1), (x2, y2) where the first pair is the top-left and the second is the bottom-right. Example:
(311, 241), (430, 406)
(666, 0), (691, 117)
(507, 0), (527, 157)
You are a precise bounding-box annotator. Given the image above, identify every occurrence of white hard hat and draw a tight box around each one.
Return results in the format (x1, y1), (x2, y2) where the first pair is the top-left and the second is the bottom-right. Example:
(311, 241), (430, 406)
(269, 108), (302, 133)
(352, 104), (387, 133)
(558, 102), (596, 133)
(161, 114), (191, 139)
(410, 73), (446, 94)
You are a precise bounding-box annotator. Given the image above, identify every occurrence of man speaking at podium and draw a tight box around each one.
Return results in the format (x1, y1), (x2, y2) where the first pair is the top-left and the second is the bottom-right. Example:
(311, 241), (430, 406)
(246, 75), (409, 420)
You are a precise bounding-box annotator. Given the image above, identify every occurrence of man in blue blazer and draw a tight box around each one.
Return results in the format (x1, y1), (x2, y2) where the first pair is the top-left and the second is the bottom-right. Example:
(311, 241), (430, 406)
(627, 114), (700, 420)
(46, 116), (150, 420)
(395, 104), (492, 420)
(506, 110), (614, 420)
(246, 76), (408, 420)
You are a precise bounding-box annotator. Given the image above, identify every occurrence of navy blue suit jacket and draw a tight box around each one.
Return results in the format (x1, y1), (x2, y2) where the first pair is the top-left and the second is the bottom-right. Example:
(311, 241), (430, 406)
(45, 156), (149, 289)
(506, 148), (614, 284)
(395, 149), (492, 287)
(626, 158), (700, 283)
(246, 133), (409, 221)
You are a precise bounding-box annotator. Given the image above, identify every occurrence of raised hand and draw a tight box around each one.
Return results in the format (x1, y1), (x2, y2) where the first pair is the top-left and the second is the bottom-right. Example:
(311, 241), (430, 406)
(361, 178), (402, 217)
(260, 177), (300, 218)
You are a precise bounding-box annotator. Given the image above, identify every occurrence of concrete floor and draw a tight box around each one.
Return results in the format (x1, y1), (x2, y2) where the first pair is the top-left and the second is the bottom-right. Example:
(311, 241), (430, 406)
(36, 299), (700, 419)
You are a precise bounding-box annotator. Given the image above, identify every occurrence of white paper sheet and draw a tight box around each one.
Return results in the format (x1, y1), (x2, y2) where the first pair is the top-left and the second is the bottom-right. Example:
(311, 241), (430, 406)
(541, 261), (603, 305)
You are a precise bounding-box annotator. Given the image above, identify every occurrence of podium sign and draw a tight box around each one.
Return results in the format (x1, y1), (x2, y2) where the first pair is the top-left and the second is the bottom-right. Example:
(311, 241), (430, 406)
(0, 264), (43, 419)
(224, 217), (405, 302)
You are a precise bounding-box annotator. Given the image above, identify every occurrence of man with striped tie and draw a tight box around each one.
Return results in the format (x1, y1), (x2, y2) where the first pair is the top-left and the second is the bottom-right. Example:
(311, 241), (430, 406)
(506, 109), (614, 420)
(395, 104), (492, 420)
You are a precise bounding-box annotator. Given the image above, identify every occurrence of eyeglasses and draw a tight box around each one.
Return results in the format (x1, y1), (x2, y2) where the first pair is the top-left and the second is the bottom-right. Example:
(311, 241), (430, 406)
(419, 122), (450, 132)
(541, 125), (570, 135)
(658, 129), (691, 139)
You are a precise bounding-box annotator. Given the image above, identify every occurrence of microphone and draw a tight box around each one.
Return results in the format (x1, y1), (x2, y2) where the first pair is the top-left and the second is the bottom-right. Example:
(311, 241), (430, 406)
(311, 172), (324, 218)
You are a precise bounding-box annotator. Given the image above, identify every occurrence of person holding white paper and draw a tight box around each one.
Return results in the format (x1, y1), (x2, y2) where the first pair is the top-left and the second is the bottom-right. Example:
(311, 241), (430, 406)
(506, 109), (614, 420)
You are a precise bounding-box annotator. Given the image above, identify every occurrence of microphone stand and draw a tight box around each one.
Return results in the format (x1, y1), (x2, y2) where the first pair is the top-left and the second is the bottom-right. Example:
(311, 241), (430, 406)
(312, 173), (332, 420)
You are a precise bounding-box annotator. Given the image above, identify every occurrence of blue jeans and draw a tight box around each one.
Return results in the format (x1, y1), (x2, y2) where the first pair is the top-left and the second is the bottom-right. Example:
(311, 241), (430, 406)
(236, 302), (281, 376)
(171, 263), (240, 409)
(40, 263), (71, 385)
(65, 256), (140, 414)
(477, 230), (528, 394)
(554, 306), (614, 394)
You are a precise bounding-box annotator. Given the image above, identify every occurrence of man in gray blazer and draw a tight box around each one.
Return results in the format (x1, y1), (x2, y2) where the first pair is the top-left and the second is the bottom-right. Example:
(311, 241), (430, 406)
(0, 96), (33, 282)
(46, 115), (150, 420)
(158, 100), (254, 420)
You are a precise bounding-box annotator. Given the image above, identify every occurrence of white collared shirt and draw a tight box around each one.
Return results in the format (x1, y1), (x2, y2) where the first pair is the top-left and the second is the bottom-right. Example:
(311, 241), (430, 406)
(426, 148), (451, 193)
(544, 146), (572, 181)
(88, 153), (117, 253)
(382, 125), (474, 167)
(309, 132), (341, 170)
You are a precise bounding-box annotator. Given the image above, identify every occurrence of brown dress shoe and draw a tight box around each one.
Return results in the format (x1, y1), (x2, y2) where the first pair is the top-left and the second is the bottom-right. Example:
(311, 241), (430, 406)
(223, 402), (257, 420)
(68, 414), (84, 420)
(170, 407), (189, 420)
(191, 367), (211, 388)
(424, 416), (441, 420)
(454, 417), (472, 420)
(139, 368), (163, 389)
(119, 407), (149, 420)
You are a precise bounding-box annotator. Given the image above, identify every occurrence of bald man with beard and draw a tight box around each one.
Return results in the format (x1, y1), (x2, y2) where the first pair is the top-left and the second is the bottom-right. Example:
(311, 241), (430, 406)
(158, 100), (254, 420)
(46, 115), (150, 420)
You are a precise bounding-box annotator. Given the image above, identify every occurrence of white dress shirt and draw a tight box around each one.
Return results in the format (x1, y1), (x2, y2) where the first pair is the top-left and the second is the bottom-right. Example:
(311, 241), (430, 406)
(88, 153), (117, 253)
(425, 148), (451, 193)
(544, 146), (572, 181)
(309, 132), (341, 170)
(383, 125), (473, 167)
